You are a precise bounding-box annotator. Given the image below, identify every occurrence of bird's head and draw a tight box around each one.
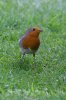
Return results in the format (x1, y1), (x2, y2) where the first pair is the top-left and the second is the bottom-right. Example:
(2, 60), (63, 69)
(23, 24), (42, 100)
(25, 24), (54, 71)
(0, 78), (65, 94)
(25, 27), (43, 37)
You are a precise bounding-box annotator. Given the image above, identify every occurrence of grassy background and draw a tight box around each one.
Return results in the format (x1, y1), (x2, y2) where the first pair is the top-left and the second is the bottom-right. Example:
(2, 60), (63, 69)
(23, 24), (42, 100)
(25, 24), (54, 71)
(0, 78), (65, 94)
(0, 0), (66, 100)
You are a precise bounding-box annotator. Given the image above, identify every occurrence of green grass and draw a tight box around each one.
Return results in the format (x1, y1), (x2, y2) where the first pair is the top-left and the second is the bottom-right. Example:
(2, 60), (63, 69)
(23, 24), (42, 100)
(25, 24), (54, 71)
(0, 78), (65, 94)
(0, 0), (66, 100)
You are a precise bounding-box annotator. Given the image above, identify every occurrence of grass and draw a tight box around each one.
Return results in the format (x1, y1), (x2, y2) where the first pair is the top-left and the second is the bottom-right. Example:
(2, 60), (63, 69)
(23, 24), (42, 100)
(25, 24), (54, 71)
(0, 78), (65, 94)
(0, 0), (66, 100)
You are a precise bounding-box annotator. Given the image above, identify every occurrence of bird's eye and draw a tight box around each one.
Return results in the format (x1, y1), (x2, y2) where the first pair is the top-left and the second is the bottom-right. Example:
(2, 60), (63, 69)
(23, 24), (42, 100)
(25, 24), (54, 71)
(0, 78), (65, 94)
(33, 28), (35, 31)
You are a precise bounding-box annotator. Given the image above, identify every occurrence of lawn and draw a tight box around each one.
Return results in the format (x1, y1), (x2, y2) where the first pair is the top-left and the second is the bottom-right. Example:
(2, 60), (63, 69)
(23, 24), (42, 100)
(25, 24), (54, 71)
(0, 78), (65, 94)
(0, 0), (66, 100)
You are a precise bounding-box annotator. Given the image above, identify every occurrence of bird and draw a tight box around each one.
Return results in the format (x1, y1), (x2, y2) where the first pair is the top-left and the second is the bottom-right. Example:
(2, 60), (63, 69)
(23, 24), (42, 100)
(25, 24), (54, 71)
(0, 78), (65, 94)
(19, 27), (43, 63)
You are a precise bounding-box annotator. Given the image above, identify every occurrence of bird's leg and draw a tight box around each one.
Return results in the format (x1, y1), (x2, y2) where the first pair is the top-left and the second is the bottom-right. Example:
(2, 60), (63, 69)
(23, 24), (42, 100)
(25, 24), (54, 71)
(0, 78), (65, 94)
(33, 53), (36, 66)
(21, 53), (25, 61)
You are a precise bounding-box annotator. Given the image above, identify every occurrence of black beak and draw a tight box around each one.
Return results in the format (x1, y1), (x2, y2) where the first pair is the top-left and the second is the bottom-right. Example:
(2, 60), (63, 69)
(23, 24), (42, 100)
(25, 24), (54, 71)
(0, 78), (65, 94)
(40, 30), (43, 32)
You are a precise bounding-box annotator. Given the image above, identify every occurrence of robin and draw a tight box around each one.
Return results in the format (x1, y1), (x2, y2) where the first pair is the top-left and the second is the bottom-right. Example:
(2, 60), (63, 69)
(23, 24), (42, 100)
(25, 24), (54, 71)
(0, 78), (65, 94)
(19, 27), (43, 62)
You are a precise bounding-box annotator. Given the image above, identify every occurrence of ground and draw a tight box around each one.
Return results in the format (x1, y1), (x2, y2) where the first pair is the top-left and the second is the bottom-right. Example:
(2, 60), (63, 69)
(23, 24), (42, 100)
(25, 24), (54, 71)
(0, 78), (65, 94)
(0, 0), (66, 100)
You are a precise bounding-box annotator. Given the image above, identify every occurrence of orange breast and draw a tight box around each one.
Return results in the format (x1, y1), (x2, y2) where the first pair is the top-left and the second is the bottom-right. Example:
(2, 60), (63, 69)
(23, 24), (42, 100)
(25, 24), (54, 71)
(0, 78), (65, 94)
(22, 36), (40, 50)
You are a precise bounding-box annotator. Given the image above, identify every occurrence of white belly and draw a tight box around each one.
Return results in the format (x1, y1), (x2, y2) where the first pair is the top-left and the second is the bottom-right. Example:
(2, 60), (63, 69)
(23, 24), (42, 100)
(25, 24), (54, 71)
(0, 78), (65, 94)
(20, 47), (36, 54)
